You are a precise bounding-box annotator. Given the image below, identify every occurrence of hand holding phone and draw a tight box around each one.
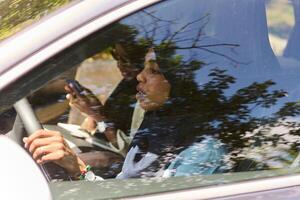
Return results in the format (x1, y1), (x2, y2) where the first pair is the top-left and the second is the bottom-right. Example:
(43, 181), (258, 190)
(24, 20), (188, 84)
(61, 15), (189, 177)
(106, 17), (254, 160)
(65, 79), (104, 121)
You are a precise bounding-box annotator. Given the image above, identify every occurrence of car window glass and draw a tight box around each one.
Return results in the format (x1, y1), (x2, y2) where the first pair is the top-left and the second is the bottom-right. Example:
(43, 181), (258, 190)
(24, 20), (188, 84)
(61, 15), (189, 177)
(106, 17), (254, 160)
(2, 0), (300, 195)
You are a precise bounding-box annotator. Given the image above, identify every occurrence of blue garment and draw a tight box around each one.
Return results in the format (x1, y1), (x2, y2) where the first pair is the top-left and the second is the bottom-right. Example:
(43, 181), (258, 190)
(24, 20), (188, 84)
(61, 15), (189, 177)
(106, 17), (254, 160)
(165, 136), (226, 177)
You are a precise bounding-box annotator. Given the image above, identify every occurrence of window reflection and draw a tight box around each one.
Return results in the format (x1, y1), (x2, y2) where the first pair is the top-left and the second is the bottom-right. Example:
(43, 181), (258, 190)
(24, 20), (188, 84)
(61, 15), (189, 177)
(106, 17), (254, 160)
(111, 0), (300, 173)
(25, 0), (300, 179)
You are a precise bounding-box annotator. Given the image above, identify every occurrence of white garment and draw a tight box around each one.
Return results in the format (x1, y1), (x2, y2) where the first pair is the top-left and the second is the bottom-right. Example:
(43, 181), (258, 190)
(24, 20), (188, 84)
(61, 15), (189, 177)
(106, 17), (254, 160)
(116, 146), (158, 179)
(108, 102), (146, 157)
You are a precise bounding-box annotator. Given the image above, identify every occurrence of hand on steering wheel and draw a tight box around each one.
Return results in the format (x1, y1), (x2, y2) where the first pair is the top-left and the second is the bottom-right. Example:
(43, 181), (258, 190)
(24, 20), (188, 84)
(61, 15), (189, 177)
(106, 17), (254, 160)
(23, 129), (86, 178)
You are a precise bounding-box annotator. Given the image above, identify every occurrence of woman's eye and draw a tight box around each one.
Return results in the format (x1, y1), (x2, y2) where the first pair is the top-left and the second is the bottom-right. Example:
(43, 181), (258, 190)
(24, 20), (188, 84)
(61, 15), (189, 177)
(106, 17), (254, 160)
(150, 68), (161, 74)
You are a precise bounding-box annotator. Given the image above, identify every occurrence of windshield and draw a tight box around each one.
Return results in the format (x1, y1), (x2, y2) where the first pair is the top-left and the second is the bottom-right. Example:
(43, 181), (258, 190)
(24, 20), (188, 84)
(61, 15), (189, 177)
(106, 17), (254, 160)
(0, 0), (76, 42)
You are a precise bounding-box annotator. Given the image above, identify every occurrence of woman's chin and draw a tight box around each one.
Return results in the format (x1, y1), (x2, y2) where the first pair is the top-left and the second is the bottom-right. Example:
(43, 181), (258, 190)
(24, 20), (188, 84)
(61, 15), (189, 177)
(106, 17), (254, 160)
(136, 94), (165, 111)
(139, 101), (162, 111)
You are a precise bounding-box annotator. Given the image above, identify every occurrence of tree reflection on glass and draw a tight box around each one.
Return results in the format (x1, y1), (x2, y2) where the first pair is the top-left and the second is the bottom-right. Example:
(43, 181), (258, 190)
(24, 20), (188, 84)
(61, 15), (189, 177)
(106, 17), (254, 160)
(79, 0), (300, 173)
(101, 6), (300, 172)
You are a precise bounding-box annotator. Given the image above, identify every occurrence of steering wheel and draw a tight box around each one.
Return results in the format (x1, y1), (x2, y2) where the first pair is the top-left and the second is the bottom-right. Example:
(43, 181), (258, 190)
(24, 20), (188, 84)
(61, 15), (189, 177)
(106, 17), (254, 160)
(13, 97), (71, 182)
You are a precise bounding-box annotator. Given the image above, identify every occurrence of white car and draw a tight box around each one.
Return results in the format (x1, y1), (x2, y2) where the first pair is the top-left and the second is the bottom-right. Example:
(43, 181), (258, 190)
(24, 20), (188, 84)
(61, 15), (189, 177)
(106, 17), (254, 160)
(1, 0), (300, 199)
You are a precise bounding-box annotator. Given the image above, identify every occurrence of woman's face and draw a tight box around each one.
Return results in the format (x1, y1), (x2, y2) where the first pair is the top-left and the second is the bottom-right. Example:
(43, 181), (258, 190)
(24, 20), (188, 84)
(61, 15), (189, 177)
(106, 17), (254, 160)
(112, 44), (141, 81)
(136, 61), (171, 111)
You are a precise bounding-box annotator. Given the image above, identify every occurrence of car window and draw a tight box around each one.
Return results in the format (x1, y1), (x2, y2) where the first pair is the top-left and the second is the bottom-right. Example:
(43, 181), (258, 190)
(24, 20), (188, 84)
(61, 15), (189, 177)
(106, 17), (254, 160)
(0, 0), (76, 42)
(1, 0), (300, 197)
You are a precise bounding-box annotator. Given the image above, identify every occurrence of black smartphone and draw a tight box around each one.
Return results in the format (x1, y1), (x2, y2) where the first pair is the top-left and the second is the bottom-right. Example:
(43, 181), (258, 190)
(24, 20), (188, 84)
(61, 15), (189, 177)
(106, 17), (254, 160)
(66, 79), (84, 94)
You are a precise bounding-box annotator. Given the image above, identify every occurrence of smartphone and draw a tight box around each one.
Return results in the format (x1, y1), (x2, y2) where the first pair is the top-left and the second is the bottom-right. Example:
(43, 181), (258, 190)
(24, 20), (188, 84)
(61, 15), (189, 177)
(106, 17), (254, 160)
(66, 79), (84, 94)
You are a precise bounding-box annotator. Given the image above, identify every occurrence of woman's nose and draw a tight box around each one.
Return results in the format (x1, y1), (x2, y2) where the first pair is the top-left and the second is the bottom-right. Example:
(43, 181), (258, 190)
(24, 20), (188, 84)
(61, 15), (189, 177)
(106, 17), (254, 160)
(137, 70), (146, 82)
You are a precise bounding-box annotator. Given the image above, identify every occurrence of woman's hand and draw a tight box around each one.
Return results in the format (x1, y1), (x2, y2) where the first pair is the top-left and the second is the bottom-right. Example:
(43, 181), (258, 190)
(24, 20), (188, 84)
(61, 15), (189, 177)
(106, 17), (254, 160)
(65, 81), (119, 147)
(23, 129), (86, 177)
(65, 81), (105, 122)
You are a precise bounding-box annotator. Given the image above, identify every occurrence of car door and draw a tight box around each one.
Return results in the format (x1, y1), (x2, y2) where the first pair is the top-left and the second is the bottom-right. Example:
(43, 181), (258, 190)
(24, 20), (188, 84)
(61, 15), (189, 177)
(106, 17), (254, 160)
(1, 0), (300, 199)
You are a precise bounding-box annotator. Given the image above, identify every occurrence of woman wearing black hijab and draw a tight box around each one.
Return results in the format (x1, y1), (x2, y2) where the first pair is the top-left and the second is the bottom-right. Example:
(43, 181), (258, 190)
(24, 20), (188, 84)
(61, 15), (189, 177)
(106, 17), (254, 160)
(117, 49), (226, 178)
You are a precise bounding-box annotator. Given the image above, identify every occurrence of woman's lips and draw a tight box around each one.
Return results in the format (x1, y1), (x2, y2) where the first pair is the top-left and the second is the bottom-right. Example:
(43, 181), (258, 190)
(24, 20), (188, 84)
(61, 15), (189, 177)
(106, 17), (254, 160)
(136, 85), (146, 101)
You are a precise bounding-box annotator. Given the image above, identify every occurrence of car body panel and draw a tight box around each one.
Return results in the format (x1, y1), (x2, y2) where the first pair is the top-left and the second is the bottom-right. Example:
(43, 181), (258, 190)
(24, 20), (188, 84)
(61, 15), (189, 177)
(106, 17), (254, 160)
(216, 186), (300, 200)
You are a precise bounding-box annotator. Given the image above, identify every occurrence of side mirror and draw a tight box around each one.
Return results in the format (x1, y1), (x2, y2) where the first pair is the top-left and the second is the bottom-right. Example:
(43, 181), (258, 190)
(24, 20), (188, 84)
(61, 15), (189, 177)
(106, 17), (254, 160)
(0, 135), (52, 200)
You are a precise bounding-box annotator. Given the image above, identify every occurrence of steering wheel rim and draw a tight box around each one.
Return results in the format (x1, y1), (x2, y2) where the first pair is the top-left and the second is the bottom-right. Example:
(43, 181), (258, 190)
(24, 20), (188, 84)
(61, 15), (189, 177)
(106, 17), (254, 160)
(13, 97), (72, 182)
